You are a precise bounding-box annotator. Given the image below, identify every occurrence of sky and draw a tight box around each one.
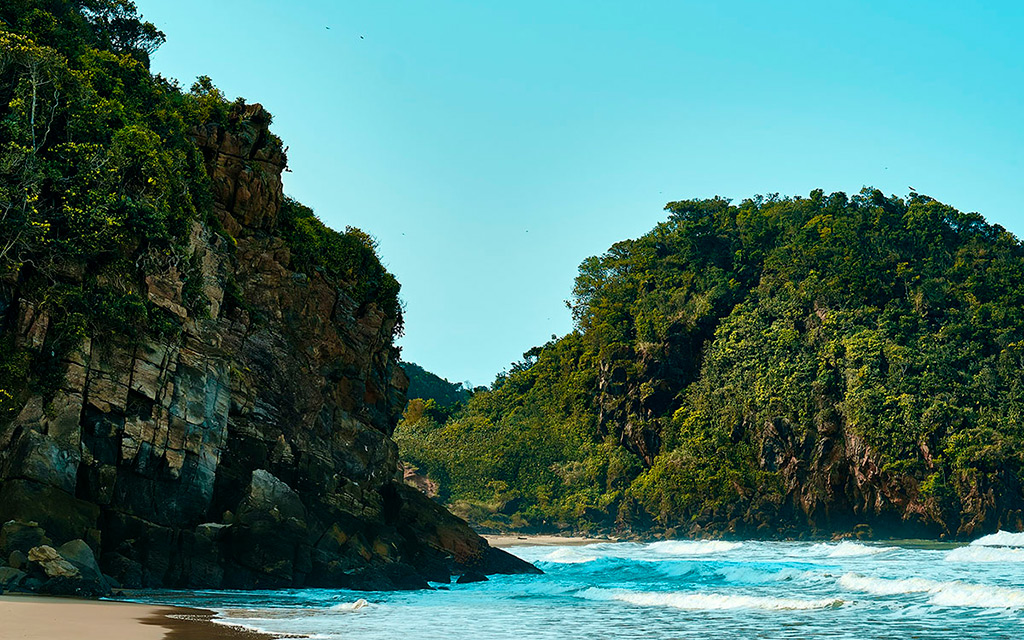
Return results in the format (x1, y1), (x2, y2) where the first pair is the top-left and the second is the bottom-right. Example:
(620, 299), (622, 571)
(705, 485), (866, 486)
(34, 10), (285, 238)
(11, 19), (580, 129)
(139, 0), (1024, 386)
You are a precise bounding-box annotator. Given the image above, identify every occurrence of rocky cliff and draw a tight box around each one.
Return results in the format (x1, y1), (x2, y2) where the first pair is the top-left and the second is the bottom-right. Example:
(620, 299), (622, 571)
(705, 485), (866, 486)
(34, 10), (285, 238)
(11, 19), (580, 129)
(0, 106), (537, 596)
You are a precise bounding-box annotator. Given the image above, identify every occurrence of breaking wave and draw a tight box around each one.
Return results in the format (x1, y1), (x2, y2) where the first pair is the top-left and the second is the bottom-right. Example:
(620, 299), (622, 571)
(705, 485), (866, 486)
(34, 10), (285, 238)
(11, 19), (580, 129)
(812, 541), (896, 558)
(537, 548), (599, 564)
(945, 530), (1024, 562)
(839, 573), (1024, 608)
(330, 598), (371, 611)
(647, 540), (743, 556)
(968, 531), (1024, 547)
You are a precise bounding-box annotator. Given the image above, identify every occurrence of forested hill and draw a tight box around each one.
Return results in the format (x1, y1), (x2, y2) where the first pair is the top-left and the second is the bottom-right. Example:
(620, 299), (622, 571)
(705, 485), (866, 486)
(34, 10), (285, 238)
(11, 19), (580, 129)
(401, 362), (471, 410)
(396, 190), (1024, 540)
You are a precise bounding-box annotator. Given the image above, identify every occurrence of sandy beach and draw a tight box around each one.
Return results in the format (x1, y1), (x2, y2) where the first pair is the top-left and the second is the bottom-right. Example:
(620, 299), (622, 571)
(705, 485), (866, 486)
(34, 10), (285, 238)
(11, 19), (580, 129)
(484, 533), (619, 548)
(0, 595), (279, 639)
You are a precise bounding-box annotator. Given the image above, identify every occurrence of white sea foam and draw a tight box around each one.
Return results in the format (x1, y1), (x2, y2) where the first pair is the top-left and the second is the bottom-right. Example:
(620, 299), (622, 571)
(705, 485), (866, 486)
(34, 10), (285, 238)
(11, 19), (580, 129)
(809, 541), (896, 558)
(211, 612), (332, 638)
(539, 547), (598, 564)
(647, 540), (743, 556)
(945, 545), (1024, 563)
(839, 573), (1024, 608)
(839, 573), (939, 596)
(331, 598), (371, 611)
(944, 530), (1024, 562)
(578, 587), (841, 611)
(966, 531), (1024, 548)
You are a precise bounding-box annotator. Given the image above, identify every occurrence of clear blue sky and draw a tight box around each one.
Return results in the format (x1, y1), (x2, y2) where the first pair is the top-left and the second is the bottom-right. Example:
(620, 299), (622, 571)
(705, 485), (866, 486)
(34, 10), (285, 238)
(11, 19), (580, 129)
(140, 0), (1023, 386)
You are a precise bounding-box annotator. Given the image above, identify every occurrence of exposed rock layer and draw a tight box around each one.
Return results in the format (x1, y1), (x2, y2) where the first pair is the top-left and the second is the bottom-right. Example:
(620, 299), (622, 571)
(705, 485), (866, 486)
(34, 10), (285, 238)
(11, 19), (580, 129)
(0, 107), (537, 591)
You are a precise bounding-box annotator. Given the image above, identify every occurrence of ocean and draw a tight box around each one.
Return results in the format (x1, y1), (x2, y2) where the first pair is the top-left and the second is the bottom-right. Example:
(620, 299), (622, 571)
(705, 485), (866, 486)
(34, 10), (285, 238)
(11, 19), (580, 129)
(129, 531), (1024, 639)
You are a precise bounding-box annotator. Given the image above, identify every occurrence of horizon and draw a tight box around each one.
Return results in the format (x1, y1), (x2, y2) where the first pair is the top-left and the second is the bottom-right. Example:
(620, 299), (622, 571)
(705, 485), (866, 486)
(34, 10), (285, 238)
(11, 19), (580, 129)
(140, 0), (1024, 385)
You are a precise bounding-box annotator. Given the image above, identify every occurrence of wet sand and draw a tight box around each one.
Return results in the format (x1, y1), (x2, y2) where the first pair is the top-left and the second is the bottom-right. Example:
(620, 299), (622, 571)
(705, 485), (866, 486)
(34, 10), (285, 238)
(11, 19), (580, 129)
(0, 595), (284, 639)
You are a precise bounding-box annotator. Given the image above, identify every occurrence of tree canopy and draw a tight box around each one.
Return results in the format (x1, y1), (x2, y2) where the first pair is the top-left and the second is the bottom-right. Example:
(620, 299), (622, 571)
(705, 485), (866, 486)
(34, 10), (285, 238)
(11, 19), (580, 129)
(397, 190), (1024, 535)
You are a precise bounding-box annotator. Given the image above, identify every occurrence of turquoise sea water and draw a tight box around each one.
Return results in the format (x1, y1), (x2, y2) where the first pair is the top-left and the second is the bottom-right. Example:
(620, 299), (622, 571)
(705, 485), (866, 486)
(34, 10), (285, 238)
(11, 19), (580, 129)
(130, 532), (1024, 639)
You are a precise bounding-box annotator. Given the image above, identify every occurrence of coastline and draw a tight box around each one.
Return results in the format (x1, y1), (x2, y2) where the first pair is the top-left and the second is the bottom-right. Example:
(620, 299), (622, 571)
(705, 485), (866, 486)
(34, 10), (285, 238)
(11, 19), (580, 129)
(0, 594), (285, 640)
(484, 533), (619, 548)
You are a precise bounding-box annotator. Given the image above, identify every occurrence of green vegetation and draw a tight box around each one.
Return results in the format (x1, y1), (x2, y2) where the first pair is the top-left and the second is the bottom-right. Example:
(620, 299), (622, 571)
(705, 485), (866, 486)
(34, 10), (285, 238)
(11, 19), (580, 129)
(400, 361), (471, 410)
(0, 2), (400, 419)
(278, 197), (401, 323)
(396, 190), (1024, 534)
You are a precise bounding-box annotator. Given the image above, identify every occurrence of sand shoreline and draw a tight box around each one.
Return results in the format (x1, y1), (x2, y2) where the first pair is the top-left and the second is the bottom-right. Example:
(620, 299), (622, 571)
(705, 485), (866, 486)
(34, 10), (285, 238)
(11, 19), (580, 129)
(0, 594), (287, 639)
(484, 533), (619, 547)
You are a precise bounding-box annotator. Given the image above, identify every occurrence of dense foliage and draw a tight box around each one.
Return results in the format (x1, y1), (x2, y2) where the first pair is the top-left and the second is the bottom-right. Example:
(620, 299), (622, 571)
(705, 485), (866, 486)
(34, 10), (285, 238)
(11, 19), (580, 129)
(396, 190), (1024, 534)
(277, 197), (401, 321)
(0, 2), (400, 421)
(400, 361), (471, 410)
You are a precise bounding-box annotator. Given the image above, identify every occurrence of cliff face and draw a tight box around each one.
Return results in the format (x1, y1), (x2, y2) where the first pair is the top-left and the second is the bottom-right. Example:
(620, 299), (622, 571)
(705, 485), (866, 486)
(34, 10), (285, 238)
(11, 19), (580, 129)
(0, 107), (536, 593)
(602, 355), (1024, 541)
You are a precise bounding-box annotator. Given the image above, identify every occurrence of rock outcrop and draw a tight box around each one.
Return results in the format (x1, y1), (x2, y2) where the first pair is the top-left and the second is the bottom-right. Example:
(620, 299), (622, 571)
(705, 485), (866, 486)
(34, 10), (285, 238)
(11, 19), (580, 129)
(0, 106), (538, 592)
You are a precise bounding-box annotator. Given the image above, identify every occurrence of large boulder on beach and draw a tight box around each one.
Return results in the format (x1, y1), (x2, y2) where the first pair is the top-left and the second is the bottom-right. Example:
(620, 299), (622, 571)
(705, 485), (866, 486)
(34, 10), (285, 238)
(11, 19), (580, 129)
(27, 545), (80, 579)
(56, 539), (105, 584)
(27, 544), (111, 597)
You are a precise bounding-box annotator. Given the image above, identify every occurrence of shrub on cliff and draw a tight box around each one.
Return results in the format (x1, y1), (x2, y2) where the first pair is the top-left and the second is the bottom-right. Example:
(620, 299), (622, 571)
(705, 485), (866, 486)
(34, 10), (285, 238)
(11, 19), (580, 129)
(277, 197), (401, 323)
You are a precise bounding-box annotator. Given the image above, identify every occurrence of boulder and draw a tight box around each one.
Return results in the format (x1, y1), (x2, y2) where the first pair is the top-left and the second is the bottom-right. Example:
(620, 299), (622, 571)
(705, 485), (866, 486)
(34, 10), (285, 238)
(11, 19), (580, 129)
(38, 574), (109, 598)
(456, 571), (488, 584)
(8, 549), (27, 570)
(27, 545), (80, 578)
(28, 544), (110, 597)
(0, 566), (26, 589)
(57, 539), (105, 584)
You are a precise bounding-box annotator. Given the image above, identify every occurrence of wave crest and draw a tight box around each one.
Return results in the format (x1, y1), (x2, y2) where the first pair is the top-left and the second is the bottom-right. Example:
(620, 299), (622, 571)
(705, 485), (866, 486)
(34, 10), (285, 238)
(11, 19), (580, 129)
(945, 545), (1024, 563)
(812, 541), (896, 558)
(647, 540), (743, 556)
(331, 598), (371, 611)
(839, 573), (1024, 608)
(966, 530), (1024, 548)
(537, 548), (599, 564)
